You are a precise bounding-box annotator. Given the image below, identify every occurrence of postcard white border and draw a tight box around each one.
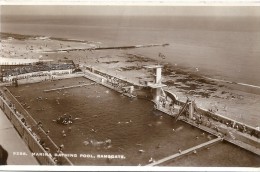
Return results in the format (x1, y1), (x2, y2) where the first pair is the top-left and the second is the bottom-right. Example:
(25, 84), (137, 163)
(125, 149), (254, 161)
(0, 1), (259, 171)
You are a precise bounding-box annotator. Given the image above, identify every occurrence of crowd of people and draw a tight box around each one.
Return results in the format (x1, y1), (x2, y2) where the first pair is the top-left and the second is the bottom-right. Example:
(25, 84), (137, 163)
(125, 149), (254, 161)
(2, 62), (75, 78)
(155, 95), (176, 115)
(0, 90), (66, 165)
(54, 114), (73, 125)
(155, 94), (260, 139)
(199, 108), (260, 138)
(93, 70), (133, 94)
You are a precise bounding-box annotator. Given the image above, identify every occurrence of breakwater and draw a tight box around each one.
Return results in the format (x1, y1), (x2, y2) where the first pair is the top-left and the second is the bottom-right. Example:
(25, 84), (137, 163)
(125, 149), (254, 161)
(44, 43), (170, 53)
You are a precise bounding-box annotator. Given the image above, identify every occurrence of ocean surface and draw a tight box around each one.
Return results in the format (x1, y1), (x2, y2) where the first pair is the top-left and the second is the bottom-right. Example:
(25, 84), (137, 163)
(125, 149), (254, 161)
(1, 15), (260, 86)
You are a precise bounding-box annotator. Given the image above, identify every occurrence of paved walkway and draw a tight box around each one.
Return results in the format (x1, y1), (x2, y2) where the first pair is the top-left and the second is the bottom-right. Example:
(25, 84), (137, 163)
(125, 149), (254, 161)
(0, 109), (38, 165)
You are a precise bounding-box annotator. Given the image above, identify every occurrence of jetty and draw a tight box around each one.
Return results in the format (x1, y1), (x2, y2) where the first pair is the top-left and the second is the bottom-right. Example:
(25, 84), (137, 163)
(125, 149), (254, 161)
(43, 43), (170, 53)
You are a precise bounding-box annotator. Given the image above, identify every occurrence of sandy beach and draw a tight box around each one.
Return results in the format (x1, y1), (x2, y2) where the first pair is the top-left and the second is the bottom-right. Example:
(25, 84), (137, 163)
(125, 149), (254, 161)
(1, 32), (260, 128)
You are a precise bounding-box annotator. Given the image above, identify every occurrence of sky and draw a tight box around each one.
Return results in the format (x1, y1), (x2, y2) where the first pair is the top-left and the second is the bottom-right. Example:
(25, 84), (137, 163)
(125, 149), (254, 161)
(1, 5), (260, 17)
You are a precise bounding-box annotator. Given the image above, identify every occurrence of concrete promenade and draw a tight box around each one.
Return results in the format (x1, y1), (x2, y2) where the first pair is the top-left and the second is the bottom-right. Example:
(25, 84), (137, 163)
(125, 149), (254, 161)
(0, 109), (38, 165)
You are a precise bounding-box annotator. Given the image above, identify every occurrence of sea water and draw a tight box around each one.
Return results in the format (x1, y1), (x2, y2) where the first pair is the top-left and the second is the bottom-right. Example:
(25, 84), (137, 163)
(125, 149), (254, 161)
(1, 15), (260, 87)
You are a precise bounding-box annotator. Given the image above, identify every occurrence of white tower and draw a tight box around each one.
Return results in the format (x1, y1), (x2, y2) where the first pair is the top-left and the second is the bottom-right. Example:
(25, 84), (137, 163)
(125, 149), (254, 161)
(144, 65), (167, 103)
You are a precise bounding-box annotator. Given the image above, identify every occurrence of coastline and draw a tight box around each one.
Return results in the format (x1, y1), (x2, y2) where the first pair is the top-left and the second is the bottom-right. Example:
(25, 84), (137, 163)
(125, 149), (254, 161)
(1, 32), (260, 128)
